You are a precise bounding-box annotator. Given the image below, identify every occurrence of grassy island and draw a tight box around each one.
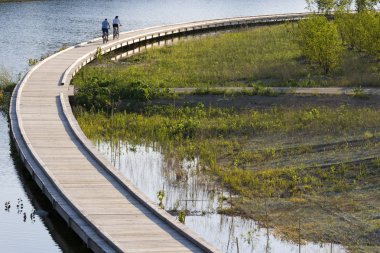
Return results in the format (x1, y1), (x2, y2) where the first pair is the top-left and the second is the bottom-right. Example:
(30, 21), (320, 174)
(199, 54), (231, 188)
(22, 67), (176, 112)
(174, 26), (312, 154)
(73, 12), (380, 252)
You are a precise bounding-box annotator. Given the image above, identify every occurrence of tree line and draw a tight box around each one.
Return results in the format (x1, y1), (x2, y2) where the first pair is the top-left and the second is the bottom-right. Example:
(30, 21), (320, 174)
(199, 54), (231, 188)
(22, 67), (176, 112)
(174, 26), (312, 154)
(295, 0), (379, 74)
(307, 0), (379, 13)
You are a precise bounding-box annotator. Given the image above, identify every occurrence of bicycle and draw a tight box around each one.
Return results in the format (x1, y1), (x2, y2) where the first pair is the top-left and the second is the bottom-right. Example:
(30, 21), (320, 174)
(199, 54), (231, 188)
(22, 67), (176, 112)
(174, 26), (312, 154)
(113, 26), (119, 40)
(102, 29), (109, 44)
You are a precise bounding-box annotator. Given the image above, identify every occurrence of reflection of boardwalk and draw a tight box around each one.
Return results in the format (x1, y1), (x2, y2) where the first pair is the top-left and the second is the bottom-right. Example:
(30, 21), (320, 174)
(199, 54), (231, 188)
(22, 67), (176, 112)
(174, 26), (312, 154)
(11, 14), (312, 252)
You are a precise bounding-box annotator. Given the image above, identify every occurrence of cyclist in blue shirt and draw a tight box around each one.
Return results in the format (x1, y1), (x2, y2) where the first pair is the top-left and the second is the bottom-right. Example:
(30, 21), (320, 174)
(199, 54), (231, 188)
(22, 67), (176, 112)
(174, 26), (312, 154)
(102, 18), (110, 37)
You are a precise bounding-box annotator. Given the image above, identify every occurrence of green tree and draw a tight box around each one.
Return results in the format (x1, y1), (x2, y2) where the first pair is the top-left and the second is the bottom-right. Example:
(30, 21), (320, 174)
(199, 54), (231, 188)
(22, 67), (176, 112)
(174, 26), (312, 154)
(355, 0), (379, 12)
(296, 16), (344, 74)
(335, 0), (353, 12)
(306, 0), (337, 13)
(336, 11), (380, 57)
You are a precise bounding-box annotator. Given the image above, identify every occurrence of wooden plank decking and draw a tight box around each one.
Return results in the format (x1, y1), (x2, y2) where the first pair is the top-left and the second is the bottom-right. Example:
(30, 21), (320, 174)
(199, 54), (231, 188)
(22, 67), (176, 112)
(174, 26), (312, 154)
(10, 13), (311, 253)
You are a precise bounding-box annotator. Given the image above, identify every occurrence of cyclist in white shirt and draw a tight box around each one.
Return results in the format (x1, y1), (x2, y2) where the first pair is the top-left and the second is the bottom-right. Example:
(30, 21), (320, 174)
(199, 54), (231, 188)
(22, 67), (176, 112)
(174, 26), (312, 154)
(113, 16), (122, 31)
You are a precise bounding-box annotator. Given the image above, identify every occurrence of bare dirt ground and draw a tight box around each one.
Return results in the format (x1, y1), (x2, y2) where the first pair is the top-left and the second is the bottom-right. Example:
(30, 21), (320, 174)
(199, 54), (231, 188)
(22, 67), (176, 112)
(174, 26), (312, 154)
(151, 93), (380, 110)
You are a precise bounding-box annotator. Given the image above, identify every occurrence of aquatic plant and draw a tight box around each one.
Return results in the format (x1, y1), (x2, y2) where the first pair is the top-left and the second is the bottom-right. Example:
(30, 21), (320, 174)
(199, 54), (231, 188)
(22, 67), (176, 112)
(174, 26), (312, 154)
(156, 190), (165, 209)
(178, 211), (186, 224)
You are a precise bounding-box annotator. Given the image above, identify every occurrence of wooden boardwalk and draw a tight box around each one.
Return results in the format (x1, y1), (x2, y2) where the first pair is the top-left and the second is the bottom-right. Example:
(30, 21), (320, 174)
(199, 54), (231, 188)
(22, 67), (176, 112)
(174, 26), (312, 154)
(10, 13), (311, 253)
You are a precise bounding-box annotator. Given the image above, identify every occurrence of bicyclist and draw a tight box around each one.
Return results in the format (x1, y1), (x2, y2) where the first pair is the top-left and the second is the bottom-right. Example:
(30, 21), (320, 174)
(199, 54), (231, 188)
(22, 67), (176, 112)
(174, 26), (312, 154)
(112, 16), (122, 34)
(102, 18), (110, 37)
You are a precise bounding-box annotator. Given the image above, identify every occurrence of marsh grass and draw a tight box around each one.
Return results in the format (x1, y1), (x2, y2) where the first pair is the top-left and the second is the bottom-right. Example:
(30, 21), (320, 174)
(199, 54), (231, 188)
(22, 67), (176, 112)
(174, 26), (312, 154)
(75, 103), (380, 198)
(75, 103), (380, 249)
(76, 104), (380, 142)
(73, 24), (380, 90)
(0, 69), (15, 114)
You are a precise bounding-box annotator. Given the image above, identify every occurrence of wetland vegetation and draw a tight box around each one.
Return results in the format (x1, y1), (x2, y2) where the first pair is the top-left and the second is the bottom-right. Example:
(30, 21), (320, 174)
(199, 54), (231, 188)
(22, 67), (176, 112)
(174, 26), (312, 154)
(0, 70), (15, 114)
(75, 102), (380, 251)
(72, 9), (380, 252)
(73, 16), (379, 100)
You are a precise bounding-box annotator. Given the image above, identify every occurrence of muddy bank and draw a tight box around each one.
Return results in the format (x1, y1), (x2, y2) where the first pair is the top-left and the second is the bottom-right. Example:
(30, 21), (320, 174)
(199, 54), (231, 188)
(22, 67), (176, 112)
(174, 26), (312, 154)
(149, 94), (380, 110)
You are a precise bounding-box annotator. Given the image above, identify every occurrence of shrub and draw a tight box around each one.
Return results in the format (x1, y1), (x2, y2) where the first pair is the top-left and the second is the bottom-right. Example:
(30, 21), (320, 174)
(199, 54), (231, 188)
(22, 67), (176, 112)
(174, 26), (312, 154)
(296, 15), (344, 74)
(336, 11), (380, 58)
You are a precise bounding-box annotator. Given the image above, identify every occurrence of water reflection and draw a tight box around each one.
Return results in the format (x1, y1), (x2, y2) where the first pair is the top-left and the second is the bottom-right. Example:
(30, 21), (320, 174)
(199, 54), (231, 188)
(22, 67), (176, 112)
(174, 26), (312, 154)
(97, 140), (347, 253)
(0, 114), (90, 253)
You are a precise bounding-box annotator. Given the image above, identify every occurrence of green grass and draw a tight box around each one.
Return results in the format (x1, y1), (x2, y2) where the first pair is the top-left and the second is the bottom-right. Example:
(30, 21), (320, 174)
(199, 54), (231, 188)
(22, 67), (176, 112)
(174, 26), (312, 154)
(75, 104), (380, 143)
(73, 24), (380, 90)
(75, 104), (380, 197)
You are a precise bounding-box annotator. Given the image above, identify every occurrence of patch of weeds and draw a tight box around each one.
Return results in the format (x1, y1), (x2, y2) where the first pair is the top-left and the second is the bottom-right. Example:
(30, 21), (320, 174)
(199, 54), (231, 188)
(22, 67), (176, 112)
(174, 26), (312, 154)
(178, 211), (186, 224)
(351, 87), (369, 99)
(156, 190), (165, 209)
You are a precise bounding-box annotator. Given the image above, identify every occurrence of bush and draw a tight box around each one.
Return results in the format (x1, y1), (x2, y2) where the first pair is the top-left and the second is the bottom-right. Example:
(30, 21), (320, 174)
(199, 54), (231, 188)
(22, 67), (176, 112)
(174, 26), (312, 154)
(336, 11), (380, 58)
(296, 15), (344, 74)
(74, 78), (166, 111)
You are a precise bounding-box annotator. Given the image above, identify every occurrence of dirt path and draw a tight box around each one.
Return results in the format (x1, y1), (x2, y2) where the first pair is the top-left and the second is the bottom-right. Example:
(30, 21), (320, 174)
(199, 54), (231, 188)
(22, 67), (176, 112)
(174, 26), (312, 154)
(172, 87), (380, 95)
(150, 90), (380, 110)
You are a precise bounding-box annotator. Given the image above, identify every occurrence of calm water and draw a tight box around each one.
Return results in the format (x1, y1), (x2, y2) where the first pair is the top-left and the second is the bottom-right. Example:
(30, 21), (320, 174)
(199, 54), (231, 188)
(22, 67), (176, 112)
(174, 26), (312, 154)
(97, 141), (346, 253)
(0, 0), (309, 251)
(0, 0), (306, 77)
(0, 113), (90, 253)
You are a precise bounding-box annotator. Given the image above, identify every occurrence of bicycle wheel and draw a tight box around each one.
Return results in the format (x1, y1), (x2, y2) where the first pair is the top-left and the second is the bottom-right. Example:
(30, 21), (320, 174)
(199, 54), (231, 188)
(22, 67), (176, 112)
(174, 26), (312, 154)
(113, 28), (119, 40)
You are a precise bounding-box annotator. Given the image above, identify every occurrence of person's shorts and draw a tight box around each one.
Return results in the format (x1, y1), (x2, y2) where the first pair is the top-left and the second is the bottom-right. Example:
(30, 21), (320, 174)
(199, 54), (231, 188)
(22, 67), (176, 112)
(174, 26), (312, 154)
(113, 24), (119, 28)
(102, 28), (108, 33)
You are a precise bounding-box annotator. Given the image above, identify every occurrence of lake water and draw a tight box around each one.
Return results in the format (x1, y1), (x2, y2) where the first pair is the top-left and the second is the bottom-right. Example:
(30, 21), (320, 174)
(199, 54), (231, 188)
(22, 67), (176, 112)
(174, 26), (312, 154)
(0, 0), (306, 77)
(0, 0), (309, 251)
(0, 113), (91, 253)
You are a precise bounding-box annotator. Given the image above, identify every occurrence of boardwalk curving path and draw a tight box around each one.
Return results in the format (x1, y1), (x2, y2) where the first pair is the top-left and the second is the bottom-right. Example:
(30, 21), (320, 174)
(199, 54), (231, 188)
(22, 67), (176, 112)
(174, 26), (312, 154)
(10, 13), (315, 253)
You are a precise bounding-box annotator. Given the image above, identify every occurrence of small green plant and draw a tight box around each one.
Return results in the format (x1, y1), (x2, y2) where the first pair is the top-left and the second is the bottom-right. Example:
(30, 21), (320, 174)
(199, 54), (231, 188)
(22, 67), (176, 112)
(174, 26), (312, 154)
(95, 47), (103, 60)
(28, 58), (38, 66)
(351, 87), (369, 99)
(178, 211), (186, 224)
(373, 158), (380, 168)
(0, 70), (15, 113)
(364, 131), (374, 139)
(156, 190), (165, 209)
